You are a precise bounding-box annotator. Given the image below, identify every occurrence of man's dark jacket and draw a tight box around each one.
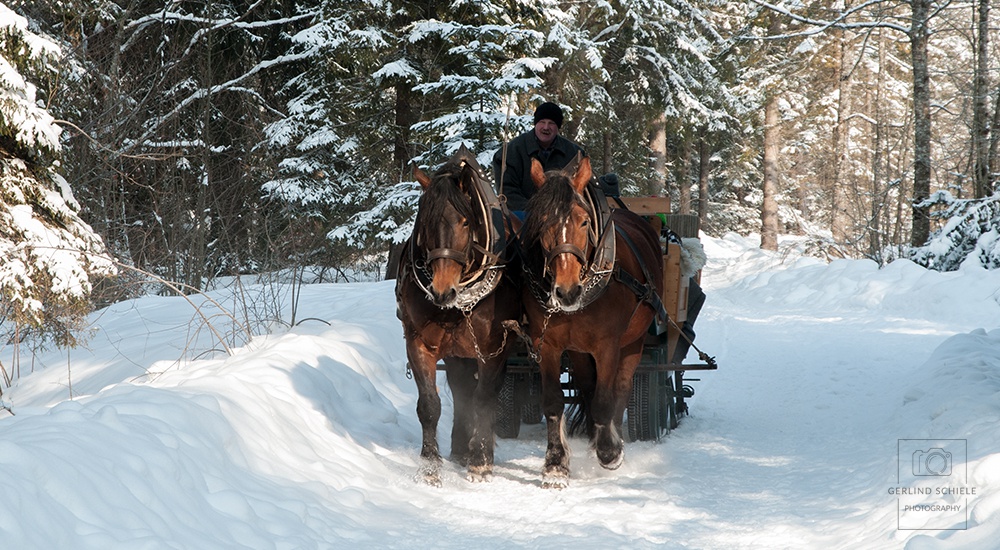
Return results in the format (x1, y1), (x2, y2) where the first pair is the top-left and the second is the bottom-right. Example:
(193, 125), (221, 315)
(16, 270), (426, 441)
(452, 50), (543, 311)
(492, 129), (586, 211)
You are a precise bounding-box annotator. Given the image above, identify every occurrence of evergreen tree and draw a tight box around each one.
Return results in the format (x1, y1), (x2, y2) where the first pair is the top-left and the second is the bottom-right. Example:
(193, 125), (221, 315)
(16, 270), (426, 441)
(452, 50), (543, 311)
(318, 0), (553, 252)
(34, 0), (317, 290)
(0, 3), (115, 345)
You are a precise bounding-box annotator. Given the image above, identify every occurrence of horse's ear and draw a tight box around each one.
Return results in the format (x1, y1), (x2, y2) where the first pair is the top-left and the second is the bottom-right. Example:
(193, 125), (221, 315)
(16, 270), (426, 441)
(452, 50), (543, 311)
(570, 154), (592, 194)
(456, 143), (472, 161)
(458, 162), (477, 192)
(530, 158), (546, 189)
(414, 167), (432, 190)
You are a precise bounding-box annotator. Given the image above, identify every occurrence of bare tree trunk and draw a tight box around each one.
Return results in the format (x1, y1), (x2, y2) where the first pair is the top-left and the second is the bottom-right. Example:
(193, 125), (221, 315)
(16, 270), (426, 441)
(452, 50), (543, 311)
(602, 131), (613, 177)
(697, 130), (710, 227)
(894, 114), (914, 249)
(910, 0), (932, 247)
(870, 27), (887, 261)
(990, 87), (1000, 189)
(649, 113), (666, 195)
(831, 9), (851, 246)
(761, 94), (780, 251)
(972, 0), (991, 198)
(394, 83), (415, 182)
(189, 28), (214, 291)
(678, 130), (692, 214)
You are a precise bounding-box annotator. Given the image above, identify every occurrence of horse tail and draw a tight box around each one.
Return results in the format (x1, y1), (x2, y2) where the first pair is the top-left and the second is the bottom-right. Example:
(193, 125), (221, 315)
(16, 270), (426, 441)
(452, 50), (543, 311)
(566, 398), (591, 438)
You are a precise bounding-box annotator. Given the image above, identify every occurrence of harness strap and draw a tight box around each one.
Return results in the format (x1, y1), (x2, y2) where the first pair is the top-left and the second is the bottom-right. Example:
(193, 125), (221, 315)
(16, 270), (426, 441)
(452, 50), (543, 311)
(426, 247), (468, 265)
(547, 243), (587, 265)
(613, 224), (668, 329)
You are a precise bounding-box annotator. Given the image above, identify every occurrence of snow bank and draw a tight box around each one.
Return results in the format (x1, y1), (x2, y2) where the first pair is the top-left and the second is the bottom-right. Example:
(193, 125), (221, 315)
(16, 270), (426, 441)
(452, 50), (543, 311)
(1, 235), (998, 549)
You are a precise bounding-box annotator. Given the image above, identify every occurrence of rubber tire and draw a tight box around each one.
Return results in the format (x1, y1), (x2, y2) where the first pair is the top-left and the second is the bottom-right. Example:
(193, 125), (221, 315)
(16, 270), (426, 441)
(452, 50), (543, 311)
(495, 372), (521, 439)
(520, 372), (543, 425)
(627, 371), (669, 442)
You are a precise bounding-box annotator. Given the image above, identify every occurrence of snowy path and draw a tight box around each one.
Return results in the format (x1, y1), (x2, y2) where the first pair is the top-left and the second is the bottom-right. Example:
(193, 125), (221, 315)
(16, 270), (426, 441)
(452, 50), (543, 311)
(394, 239), (995, 549)
(418, 293), (955, 548)
(2, 235), (998, 549)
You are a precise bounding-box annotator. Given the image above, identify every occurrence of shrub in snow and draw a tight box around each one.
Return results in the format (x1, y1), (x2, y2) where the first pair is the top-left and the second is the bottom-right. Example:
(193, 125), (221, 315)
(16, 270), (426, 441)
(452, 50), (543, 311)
(911, 191), (1000, 271)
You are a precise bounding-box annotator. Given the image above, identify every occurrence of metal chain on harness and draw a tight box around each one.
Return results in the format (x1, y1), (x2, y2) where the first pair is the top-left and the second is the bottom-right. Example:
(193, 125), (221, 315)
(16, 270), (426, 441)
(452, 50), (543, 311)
(403, 311), (513, 382)
(503, 313), (550, 366)
(464, 308), (512, 362)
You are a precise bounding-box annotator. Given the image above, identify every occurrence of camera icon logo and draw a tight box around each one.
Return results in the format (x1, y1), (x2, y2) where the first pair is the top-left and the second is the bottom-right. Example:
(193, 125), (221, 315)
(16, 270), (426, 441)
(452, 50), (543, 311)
(913, 448), (952, 476)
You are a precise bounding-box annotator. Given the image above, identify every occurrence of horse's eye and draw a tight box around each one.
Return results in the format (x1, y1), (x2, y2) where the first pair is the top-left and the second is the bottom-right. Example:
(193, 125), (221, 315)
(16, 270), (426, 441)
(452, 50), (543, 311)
(581, 219), (590, 228)
(462, 218), (470, 227)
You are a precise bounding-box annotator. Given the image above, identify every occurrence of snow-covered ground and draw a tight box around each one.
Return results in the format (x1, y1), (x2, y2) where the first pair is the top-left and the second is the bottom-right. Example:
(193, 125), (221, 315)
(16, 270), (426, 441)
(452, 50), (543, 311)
(1, 233), (998, 549)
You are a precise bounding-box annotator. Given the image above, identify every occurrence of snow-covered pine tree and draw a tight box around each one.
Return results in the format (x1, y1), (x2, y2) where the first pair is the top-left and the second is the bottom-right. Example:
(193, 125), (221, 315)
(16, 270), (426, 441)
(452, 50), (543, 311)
(0, 3), (115, 345)
(911, 191), (1000, 271)
(328, 0), (748, 257)
(532, 1), (746, 198)
(310, 0), (553, 254)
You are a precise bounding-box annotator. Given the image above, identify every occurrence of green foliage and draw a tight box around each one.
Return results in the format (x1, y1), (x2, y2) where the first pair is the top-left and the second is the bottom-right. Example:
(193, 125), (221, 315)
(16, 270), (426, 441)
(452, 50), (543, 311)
(912, 192), (1000, 271)
(1, 3), (116, 344)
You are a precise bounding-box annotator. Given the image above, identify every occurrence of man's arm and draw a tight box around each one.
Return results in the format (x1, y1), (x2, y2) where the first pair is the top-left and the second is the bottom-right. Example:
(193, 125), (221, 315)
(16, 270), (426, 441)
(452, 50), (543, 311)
(493, 141), (530, 211)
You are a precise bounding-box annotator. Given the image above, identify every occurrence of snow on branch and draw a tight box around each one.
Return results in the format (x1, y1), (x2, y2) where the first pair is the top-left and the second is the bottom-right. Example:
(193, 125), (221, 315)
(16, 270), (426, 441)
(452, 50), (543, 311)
(123, 51), (312, 154)
(745, 0), (910, 38)
(912, 192), (1000, 271)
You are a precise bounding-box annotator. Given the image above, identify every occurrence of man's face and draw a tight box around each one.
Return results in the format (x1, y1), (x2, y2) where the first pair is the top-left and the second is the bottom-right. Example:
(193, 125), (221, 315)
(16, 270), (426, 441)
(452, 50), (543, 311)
(534, 119), (559, 147)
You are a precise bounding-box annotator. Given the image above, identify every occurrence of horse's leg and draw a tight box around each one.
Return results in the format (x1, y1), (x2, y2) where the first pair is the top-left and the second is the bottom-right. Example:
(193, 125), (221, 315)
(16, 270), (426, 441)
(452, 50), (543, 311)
(612, 337), (646, 436)
(539, 347), (570, 488)
(444, 357), (477, 466)
(408, 341), (444, 486)
(589, 339), (637, 470)
(466, 356), (505, 482)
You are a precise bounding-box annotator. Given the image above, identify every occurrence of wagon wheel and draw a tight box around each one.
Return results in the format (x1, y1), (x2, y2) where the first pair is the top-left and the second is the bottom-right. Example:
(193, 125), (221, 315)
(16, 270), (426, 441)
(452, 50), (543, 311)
(627, 370), (670, 441)
(495, 371), (521, 439)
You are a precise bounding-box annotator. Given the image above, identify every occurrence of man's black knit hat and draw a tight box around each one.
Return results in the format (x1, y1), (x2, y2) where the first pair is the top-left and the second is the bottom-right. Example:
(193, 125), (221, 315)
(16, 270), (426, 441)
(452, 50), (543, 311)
(533, 102), (564, 128)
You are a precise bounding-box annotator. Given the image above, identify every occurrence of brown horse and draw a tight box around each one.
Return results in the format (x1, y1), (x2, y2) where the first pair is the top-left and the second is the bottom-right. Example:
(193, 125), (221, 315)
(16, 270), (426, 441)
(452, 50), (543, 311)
(520, 153), (664, 488)
(394, 146), (521, 485)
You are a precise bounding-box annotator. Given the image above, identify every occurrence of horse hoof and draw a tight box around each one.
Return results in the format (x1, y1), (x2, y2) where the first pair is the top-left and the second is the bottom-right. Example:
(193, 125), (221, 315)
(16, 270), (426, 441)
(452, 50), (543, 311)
(542, 465), (569, 489)
(597, 447), (624, 470)
(420, 459), (443, 487)
(421, 471), (442, 487)
(467, 471), (493, 483)
(542, 474), (569, 489)
(466, 464), (494, 482)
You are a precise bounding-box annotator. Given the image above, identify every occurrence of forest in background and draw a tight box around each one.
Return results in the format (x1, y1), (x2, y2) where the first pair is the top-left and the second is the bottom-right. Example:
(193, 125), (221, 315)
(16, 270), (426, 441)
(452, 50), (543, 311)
(2, 0), (1000, 348)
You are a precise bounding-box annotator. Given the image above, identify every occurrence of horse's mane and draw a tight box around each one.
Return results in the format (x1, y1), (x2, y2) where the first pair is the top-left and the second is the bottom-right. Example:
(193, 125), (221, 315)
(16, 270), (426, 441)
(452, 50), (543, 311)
(415, 161), (478, 240)
(522, 173), (588, 246)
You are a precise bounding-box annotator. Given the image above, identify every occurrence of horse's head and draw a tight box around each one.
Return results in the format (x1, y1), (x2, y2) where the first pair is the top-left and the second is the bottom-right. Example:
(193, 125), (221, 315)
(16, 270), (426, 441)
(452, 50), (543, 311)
(413, 161), (480, 307)
(524, 152), (595, 311)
